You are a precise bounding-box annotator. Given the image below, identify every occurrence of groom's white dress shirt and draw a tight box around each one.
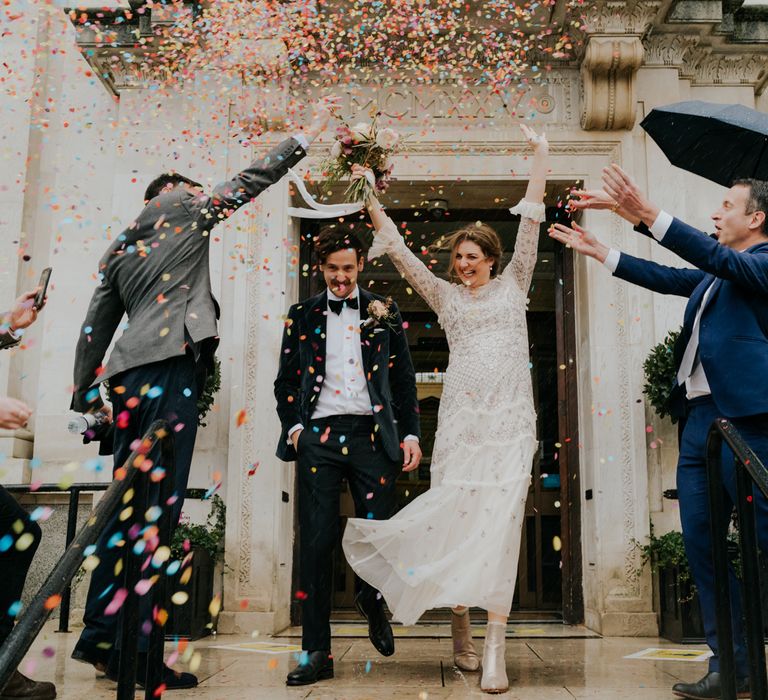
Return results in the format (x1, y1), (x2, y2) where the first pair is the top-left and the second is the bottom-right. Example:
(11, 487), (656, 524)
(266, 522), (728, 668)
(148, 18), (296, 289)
(603, 210), (713, 400)
(314, 288), (373, 419)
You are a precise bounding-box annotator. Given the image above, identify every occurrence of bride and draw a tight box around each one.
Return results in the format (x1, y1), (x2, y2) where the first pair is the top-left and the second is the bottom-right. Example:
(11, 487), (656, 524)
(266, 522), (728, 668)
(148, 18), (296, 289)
(342, 124), (549, 694)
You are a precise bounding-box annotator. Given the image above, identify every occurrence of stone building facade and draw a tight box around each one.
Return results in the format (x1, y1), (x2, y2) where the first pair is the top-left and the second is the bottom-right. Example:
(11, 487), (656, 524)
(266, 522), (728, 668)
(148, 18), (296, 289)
(1, 0), (767, 637)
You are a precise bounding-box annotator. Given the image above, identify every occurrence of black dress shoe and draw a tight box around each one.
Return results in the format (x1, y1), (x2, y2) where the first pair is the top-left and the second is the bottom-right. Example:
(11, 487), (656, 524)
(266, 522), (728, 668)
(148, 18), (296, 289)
(672, 671), (750, 699)
(105, 651), (198, 690)
(286, 650), (334, 686)
(71, 638), (112, 673)
(0, 670), (56, 700)
(355, 589), (395, 657)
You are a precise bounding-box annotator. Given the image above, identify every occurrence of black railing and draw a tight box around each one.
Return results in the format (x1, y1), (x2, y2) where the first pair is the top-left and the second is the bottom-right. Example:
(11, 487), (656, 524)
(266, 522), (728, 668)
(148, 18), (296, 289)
(706, 418), (768, 700)
(0, 420), (177, 699)
(2, 483), (207, 634)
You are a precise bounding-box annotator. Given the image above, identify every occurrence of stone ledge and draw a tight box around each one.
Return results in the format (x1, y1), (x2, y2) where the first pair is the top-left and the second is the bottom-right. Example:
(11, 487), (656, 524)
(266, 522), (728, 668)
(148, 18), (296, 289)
(586, 610), (659, 636)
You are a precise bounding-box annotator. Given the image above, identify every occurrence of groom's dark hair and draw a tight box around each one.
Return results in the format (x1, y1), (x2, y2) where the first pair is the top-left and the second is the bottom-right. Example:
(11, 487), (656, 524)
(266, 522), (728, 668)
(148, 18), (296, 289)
(314, 229), (366, 264)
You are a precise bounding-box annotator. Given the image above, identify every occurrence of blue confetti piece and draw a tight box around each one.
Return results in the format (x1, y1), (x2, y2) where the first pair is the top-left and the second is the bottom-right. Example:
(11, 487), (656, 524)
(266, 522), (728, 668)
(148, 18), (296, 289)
(85, 388), (100, 403)
(146, 386), (163, 399)
(0, 535), (13, 552)
(365, 660), (371, 673)
(166, 560), (181, 576)
(7, 600), (22, 617)
(183, 388), (192, 398)
(107, 532), (123, 549)
(84, 545), (97, 557)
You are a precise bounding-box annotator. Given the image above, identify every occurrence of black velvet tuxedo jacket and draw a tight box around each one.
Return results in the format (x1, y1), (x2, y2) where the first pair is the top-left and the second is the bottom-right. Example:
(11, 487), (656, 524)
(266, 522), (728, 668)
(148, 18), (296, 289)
(274, 288), (420, 463)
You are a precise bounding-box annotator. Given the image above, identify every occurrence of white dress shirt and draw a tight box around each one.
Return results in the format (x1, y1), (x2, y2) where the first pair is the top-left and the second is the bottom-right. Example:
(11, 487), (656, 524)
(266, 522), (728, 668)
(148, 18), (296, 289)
(602, 209), (711, 398)
(287, 288), (418, 444)
(313, 289), (373, 419)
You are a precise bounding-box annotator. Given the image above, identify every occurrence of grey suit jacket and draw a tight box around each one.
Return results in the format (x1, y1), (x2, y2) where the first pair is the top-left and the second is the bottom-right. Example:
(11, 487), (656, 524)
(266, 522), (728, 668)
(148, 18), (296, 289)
(71, 136), (306, 412)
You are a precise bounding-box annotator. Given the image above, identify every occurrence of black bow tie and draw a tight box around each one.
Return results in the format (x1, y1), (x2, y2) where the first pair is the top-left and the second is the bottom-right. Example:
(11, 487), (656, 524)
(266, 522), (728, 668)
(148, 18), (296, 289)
(328, 297), (359, 315)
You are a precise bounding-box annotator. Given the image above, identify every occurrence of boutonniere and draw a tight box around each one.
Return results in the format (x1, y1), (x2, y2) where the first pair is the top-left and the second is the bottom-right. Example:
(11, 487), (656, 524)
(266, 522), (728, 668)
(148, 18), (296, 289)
(361, 297), (396, 330)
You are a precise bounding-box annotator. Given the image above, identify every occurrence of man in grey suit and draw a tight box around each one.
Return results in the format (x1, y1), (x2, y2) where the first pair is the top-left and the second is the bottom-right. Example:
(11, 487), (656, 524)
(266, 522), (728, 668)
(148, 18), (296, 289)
(70, 100), (334, 689)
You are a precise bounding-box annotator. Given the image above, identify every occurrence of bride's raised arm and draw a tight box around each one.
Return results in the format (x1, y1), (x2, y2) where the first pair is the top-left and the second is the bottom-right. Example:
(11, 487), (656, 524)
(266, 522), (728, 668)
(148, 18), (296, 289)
(365, 188), (452, 316)
(501, 124), (549, 293)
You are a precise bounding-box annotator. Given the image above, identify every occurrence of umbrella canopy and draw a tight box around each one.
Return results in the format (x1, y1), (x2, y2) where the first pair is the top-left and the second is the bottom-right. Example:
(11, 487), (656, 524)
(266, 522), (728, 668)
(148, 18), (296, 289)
(640, 101), (768, 187)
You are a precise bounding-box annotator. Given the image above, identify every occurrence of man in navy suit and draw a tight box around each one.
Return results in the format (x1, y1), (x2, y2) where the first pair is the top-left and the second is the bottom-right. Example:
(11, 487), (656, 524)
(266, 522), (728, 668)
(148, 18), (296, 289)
(550, 170), (768, 700)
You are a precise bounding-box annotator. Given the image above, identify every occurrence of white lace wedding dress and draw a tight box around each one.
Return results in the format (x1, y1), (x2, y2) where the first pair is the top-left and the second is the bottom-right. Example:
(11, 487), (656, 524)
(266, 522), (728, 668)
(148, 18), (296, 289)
(342, 199), (546, 624)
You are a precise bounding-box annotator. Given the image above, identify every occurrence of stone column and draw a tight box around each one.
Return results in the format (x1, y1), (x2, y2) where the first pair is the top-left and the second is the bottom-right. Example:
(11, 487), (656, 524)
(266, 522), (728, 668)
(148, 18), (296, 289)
(218, 77), (303, 631)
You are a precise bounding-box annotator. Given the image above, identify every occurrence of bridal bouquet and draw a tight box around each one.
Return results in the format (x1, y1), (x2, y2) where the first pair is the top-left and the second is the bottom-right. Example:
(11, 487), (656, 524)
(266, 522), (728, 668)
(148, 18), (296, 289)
(323, 115), (399, 203)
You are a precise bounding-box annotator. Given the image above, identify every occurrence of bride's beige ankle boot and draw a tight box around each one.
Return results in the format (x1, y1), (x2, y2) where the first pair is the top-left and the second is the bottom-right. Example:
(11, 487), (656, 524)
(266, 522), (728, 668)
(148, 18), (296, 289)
(451, 609), (480, 671)
(481, 621), (509, 693)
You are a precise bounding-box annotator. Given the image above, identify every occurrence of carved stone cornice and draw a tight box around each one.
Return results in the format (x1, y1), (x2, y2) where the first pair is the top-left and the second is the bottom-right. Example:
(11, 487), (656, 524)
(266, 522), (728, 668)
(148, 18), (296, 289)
(580, 36), (644, 130)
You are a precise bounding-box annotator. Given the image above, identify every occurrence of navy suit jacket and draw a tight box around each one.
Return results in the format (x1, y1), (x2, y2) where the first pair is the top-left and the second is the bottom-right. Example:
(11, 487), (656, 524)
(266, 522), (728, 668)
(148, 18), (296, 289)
(273, 288), (420, 463)
(614, 218), (768, 419)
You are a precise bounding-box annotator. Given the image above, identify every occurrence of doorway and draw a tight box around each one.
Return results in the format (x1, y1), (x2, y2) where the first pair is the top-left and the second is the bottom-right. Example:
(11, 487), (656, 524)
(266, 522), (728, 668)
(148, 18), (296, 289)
(291, 179), (582, 624)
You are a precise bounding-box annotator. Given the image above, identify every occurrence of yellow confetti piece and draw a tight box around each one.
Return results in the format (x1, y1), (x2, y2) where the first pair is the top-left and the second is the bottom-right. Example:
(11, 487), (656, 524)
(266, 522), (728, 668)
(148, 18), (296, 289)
(180, 567), (193, 585)
(171, 591), (189, 605)
(119, 506), (133, 522)
(160, 327), (169, 337)
(15, 533), (35, 551)
(189, 652), (202, 673)
(152, 546), (171, 567)
(82, 555), (100, 572)
(209, 595), (221, 618)
(123, 488), (134, 504)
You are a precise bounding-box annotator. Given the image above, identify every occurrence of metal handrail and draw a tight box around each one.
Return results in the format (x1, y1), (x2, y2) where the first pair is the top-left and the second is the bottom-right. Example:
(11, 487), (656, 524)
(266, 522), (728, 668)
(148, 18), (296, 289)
(0, 420), (177, 699)
(706, 418), (768, 700)
(3, 483), (207, 633)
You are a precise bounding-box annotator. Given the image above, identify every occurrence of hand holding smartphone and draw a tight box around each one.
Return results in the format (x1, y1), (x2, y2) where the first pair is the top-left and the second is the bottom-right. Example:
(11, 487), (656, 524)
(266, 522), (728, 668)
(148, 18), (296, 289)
(34, 267), (51, 310)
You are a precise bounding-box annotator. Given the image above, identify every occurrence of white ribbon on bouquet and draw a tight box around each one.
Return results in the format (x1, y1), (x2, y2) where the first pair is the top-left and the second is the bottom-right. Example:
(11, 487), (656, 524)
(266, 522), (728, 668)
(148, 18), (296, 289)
(285, 168), (375, 220)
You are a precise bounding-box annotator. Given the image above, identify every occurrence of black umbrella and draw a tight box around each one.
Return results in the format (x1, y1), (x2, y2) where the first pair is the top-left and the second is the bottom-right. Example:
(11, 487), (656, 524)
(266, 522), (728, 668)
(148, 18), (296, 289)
(640, 100), (768, 186)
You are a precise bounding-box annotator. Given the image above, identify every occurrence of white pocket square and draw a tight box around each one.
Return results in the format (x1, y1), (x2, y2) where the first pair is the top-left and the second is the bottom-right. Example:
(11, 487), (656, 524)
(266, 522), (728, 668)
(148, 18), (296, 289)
(373, 327), (386, 333)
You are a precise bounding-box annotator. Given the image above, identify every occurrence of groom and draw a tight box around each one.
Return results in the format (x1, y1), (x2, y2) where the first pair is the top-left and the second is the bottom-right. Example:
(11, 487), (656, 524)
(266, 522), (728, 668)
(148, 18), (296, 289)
(274, 229), (422, 686)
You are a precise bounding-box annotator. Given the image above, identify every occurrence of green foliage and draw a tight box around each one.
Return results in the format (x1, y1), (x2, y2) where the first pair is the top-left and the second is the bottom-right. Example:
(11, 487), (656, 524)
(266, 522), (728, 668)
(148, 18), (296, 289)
(635, 528), (690, 577)
(643, 328), (681, 423)
(171, 494), (226, 563)
(197, 356), (221, 427)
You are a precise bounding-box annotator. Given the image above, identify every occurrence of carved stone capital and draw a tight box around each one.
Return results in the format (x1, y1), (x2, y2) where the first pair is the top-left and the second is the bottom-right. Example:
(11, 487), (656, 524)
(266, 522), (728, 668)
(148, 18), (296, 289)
(642, 33), (700, 67)
(582, 0), (661, 35)
(580, 35), (644, 130)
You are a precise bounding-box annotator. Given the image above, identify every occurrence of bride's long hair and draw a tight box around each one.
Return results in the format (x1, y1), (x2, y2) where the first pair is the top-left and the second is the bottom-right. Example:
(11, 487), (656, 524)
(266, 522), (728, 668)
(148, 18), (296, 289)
(432, 222), (503, 283)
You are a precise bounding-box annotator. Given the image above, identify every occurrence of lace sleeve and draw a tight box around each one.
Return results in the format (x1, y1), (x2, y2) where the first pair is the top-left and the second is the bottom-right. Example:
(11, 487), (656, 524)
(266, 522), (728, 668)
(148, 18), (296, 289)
(372, 219), (451, 315)
(501, 199), (546, 292)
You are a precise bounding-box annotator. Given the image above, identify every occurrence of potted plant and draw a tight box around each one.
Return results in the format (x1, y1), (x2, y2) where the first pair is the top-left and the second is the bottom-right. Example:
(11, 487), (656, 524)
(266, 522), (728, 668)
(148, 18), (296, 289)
(635, 528), (704, 642)
(166, 494), (226, 640)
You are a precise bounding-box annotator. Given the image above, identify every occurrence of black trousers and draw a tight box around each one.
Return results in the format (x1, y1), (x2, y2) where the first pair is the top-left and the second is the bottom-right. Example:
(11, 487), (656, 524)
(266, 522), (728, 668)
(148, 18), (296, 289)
(78, 354), (199, 653)
(297, 414), (400, 652)
(0, 486), (42, 644)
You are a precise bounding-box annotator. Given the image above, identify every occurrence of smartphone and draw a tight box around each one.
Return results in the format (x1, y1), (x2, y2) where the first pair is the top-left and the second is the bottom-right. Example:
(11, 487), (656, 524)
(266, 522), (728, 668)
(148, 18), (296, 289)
(34, 267), (52, 310)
